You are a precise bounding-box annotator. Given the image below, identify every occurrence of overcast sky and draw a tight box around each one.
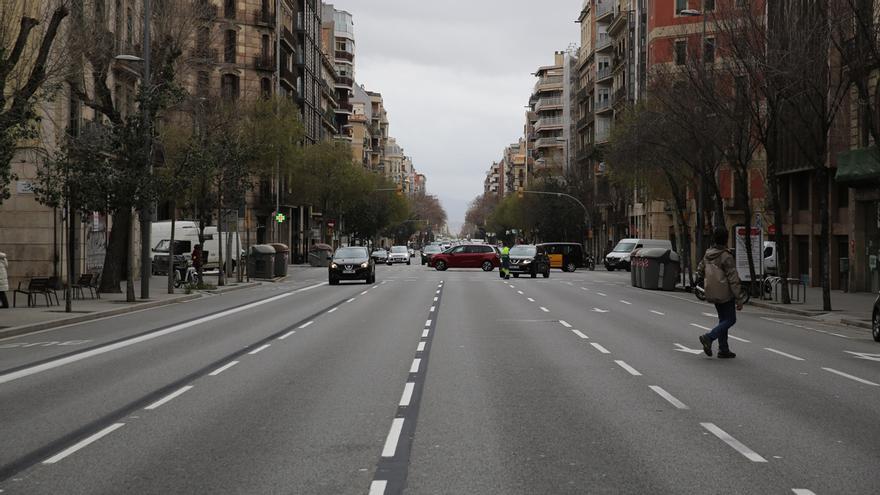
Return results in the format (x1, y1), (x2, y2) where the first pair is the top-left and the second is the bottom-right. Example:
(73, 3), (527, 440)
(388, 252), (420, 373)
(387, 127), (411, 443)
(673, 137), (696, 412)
(332, 0), (582, 233)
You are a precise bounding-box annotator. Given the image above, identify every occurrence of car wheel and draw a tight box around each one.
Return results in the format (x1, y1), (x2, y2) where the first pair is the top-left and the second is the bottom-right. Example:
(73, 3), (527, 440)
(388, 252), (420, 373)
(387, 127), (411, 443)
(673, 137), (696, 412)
(481, 260), (494, 272)
(435, 260), (447, 271)
(873, 310), (879, 342)
(606, 265), (614, 272)
(565, 262), (577, 273)
(407, 261), (411, 265)
(543, 270), (550, 278)
(513, 273), (520, 278)
(329, 277), (339, 286)
(531, 270), (537, 278)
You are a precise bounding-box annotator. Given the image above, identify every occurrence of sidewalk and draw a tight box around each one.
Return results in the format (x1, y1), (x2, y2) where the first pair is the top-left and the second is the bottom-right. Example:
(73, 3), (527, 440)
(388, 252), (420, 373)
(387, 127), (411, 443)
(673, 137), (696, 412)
(750, 284), (877, 329)
(0, 273), (260, 339)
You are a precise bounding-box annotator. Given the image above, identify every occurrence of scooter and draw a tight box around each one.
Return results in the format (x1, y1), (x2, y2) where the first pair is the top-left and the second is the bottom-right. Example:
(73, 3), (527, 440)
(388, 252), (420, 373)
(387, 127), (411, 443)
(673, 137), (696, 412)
(173, 260), (201, 288)
(585, 253), (596, 271)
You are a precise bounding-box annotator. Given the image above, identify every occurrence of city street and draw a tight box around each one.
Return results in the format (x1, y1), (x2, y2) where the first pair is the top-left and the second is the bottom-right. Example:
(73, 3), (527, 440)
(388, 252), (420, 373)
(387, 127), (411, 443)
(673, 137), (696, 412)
(0, 263), (878, 494)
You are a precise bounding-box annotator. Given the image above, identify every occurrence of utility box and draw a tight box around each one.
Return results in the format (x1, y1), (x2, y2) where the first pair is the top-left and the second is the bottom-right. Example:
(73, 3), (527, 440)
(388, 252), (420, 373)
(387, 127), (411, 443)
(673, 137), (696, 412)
(269, 243), (289, 277)
(632, 248), (681, 291)
(248, 245), (276, 279)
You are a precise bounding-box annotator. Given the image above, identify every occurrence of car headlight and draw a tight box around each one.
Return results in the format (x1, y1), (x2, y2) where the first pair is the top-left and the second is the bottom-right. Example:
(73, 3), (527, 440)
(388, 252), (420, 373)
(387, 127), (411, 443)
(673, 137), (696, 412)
(330, 263), (338, 269)
(361, 262), (369, 268)
(521, 259), (532, 264)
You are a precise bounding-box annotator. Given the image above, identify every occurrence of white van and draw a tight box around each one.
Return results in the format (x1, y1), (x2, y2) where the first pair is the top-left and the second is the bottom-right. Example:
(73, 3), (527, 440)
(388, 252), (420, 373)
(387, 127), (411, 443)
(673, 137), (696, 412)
(763, 241), (777, 275)
(605, 238), (673, 272)
(150, 221), (242, 272)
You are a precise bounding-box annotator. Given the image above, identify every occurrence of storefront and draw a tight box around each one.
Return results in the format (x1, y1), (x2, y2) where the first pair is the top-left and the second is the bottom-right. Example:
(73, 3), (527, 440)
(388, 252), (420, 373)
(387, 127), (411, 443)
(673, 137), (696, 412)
(836, 147), (880, 293)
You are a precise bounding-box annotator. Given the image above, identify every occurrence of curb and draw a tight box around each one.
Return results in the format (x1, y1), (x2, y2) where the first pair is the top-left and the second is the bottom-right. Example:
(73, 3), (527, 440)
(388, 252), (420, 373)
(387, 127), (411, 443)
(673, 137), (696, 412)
(200, 282), (261, 294)
(0, 293), (202, 340)
(749, 300), (819, 317)
(841, 318), (873, 330)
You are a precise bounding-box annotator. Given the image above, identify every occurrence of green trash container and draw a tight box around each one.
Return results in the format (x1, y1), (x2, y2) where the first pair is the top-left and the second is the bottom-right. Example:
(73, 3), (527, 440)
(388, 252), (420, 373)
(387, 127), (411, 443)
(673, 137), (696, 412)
(248, 245), (276, 279)
(269, 243), (289, 277)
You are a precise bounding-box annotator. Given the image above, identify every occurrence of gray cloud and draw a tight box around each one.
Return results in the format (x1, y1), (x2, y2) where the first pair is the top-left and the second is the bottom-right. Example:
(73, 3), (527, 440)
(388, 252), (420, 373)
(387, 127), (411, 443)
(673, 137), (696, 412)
(332, 0), (582, 229)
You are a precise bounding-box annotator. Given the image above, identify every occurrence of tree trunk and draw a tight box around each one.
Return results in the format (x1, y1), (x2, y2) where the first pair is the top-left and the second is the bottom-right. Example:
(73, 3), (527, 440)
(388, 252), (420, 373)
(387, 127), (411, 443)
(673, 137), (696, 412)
(98, 211), (129, 293)
(818, 167), (831, 311)
(167, 200), (176, 294)
(217, 202), (225, 286)
(737, 172), (758, 294)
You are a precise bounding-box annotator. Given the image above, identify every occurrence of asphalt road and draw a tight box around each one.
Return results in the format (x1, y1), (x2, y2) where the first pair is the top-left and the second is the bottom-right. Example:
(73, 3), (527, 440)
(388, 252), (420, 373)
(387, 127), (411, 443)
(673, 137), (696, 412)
(0, 261), (878, 494)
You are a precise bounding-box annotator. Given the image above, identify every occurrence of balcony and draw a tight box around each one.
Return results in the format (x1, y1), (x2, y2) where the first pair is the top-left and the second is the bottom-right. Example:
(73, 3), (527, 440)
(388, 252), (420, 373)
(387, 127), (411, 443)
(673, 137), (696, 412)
(534, 96), (563, 113)
(533, 75), (563, 93)
(189, 48), (217, 64)
(597, 66), (612, 81)
(577, 112), (594, 131)
(595, 98), (612, 113)
(254, 54), (275, 71)
(335, 75), (354, 88)
(293, 51), (305, 66)
(295, 12), (305, 32)
(252, 9), (276, 27)
(595, 126), (611, 143)
(534, 116), (565, 131)
(596, 2), (614, 20)
(196, 3), (217, 20)
(335, 50), (354, 62)
(534, 137), (565, 149)
(280, 64), (296, 88)
(613, 86), (628, 106)
(281, 26), (296, 49)
(596, 35), (613, 52)
(336, 101), (353, 114)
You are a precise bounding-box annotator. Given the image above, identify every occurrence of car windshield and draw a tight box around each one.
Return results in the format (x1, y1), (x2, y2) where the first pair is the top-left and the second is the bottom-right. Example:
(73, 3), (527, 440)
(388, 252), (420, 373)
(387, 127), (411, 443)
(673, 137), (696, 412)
(153, 240), (172, 253)
(371, 250), (385, 255)
(391, 246), (408, 253)
(335, 247), (366, 258)
(424, 246), (441, 253)
(510, 246), (536, 256)
(612, 242), (636, 253)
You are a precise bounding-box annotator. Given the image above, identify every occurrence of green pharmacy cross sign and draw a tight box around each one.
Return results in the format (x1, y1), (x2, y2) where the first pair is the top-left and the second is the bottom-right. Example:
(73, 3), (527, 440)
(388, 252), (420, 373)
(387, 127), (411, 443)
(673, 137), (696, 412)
(275, 212), (287, 223)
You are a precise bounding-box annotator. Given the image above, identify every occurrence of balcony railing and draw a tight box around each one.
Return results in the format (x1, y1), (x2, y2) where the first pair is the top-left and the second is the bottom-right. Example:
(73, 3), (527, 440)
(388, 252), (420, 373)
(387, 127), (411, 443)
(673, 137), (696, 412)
(534, 96), (563, 112)
(189, 48), (217, 63)
(281, 26), (296, 49)
(596, 1), (614, 19)
(596, 35), (612, 51)
(597, 66), (612, 80)
(337, 101), (353, 113)
(254, 54), (275, 71)
(336, 75), (354, 87)
(595, 98), (612, 112)
(534, 137), (565, 148)
(534, 116), (565, 131)
(335, 50), (354, 62)
(252, 9), (276, 27)
(534, 75), (563, 93)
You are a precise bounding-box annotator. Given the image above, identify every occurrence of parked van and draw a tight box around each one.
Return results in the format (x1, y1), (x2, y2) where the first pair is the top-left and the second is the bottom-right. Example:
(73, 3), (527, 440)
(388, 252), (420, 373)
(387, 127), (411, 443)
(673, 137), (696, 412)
(150, 221), (242, 273)
(605, 238), (673, 272)
(763, 241), (777, 275)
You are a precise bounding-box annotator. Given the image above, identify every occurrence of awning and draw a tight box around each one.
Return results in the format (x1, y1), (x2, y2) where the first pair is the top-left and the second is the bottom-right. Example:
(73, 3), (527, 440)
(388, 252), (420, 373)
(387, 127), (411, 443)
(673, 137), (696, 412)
(836, 147), (880, 185)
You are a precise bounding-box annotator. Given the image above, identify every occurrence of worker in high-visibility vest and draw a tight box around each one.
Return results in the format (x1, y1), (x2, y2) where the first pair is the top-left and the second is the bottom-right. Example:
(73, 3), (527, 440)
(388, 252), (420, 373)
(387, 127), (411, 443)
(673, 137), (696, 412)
(500, 243), (511, 280)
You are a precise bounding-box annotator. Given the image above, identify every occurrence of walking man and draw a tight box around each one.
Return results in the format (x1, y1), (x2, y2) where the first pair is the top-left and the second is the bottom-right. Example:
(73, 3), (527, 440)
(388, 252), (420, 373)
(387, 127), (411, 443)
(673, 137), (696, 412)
(697, 227), (746, 359)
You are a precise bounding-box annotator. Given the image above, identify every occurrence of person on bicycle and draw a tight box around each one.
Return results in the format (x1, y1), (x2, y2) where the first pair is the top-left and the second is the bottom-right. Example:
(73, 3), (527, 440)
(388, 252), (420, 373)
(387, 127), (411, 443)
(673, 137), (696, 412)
(696, 227), (747, 359)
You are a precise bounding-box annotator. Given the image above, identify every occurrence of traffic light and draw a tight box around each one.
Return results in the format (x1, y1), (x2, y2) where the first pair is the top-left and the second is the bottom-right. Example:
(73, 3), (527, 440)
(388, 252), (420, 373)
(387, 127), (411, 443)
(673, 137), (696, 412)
(396, 184), (403, 196)
(517, 187), (524, 199)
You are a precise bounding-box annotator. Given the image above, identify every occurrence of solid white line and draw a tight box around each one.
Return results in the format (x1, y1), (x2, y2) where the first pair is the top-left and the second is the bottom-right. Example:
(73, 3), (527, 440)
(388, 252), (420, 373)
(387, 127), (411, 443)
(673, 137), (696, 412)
(590, 343), (610, 354)
(422, 329), (429, 338)
(417, 341), (426, 352)
(0, 283), (327, 386)
(650, 310), (665, 316)
(649, 385), (688, 409)
(361, 290), (369, 295)
(700, 423), (767, 462)
(614, 360), (642, 376)
(729, 335), (751, 343)
(209, 361), (239, 376)
(248, 344), (271, 355)
(430, 306), (435, 312)
(596, 292), (607, 296)
(298, 321), (314, 329)
(145, 386), (194, 410)
(764, 348), (804, 361)
(43, 423), (126, 464)
(559, 320), (572, 328)
(540, 307), (550, 312)
(370, 481), (387, 495)
(822, 367), (880, 386)
(382, 418), (405, 457)
(278, 331), (296, 340)
(327, 307), (338, 313)
(702, 312), (716, 317)
(399, 382), (415, 407)
(690, 323), (711, 331)
(347, 298), (356, 303)
(791, 490), (817, 495)
(571, 330), (589, 339)
(527, 297), (535, 302)
(410, 358), (421, 373)
(620, 300), (632, 305)
(425, 319), (432, 327)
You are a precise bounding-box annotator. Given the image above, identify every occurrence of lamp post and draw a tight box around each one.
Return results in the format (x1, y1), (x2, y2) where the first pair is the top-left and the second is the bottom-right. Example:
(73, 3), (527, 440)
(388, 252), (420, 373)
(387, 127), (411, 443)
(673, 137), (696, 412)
(681, 3), (708, 258)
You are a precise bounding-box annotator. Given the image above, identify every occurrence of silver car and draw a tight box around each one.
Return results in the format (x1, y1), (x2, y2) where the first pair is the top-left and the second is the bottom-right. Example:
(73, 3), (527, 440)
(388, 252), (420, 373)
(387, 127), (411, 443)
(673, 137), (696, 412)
(386, 245), (411, 265)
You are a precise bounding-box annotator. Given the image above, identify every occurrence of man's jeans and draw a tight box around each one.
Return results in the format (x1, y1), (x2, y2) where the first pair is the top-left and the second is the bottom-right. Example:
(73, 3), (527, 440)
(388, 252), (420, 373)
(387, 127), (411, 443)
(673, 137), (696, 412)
(706, 299), (737, 352)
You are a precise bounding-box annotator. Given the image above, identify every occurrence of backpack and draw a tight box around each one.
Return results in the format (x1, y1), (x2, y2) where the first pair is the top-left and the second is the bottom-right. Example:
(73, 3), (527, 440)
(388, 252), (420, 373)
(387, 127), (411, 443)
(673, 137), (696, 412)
(704, 257), (733, 303)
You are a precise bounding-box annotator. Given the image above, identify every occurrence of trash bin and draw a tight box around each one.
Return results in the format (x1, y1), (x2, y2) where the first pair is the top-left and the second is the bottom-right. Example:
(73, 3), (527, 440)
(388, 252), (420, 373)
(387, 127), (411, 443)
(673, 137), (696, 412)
(660, 250), (681, 291)
(636, 248), (681, 291)
(269, 243), (289, 277)
(308, 243), (333, 267)
(248, 244), (276, 279)
(630, 249), (643, 288)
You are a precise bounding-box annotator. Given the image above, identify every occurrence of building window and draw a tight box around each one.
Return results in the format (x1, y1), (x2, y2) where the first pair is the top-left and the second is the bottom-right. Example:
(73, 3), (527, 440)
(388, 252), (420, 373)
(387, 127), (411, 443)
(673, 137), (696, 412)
(260, 77), (272, 98)
(674, 40), (687, 65)
(67, 87), (81, 137)
(126, 7), (133, 47)
(224, 30), (236, 63)
(196, 71), (209, 96)
(196, 26), (209, 56)
(221, 74), (239, 101)
(736, 0), (748, 8)
(675, 0), (689, 14)
(114, 0), (123, 51)
(261, 34), (270, 59)
(704, 37), (715, 63)
(795, 176), (810, 210)
(705, 0), (715, 11)
(225, 0), (235, 19)
(837, 183), (849, 208)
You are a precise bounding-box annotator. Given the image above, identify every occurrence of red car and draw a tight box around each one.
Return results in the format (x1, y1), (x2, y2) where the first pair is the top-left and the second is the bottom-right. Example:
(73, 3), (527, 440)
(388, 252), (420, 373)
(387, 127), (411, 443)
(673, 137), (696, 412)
(429, 244), (499, 271)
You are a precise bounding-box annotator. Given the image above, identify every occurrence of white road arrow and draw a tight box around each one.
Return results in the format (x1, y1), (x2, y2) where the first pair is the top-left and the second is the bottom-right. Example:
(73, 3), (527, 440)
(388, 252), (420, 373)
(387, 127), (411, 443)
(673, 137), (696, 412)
(844, 351), (880, 362)
(592, 308), (609, 313)
(674, 343), (704, 354)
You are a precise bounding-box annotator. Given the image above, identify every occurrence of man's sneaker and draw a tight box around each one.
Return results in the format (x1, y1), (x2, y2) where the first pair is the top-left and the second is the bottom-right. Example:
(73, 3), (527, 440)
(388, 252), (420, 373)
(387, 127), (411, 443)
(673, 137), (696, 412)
(699, 335), (712, 356)
(717, 351), (737, 359)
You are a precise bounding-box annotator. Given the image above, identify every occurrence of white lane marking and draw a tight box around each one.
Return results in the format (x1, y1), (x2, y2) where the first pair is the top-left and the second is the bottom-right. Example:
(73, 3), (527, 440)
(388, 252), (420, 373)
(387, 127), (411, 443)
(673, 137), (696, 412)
(361, 290), (369, 295)
(145, 386), (194, 410)
(399, 382), (415, 407)
(43, 423), (126, 464)
(425, 319), (432, 327)
(382, 418), (405, 457)
(370, 481), (387, 495)
(700, 423), (767, 463)
(830, 333), (851, 339)
(619, 300), (632, 305)
(590, 343), (610, 354)
(421, 329), (429, 338)
(596, 292), (607, 296)
(581, 287), (589, 291)
(510, 285), (516, 288)
(327, 307), (338, 313)
(298, 321), (314, 329)
(649, 386), (689, 409)
(433, 297), (438, 302)
(729, 335), (751, 343)
(372, 285), (379, 289)
(821, 367), (880, 386)
(592, 308), (609, 313)
(517, 290), (524, 295)
(430, 306), (436, 312)
(690, 323), (711, 331)
(248, 344), (271, 355)
(410, 359), (421, 373)
(278, 331), (296, 340)
(347, 298), (356, 303)
(844, 351), (880, 362)
(436, 290), (441, 294)
(764, 348), (805, 361)
(559, 320), (572, 328)
(0, 283), (327, 386)
(702, 312), (716, 318)
(572, 330), (589, 339)
(416, 341), (426, 352)
(650, 310), (665, 316)
(674, 343), (704, 354)
(209, 361), (239, 376)
(615, 360), (642, 376)
(527, 297), (535, 302)
(791, 490), (816, 495)
(540, 307), (550, 313)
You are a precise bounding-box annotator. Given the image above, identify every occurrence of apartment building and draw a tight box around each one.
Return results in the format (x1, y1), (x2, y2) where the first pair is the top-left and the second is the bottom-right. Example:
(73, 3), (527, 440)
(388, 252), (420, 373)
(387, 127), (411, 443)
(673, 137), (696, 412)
(367, 91), (390, 174)
(527, 52), (576, 178)
(349, 83), (374, 168)
(321, 4), (355, 139)
(484, 162), (504, 196)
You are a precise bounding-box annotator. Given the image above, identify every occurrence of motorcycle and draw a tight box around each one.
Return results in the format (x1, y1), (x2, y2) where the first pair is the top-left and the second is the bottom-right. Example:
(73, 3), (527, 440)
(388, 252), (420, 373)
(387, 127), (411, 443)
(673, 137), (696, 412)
(585, 253), (596, 271)
(173, 260), (201, 288)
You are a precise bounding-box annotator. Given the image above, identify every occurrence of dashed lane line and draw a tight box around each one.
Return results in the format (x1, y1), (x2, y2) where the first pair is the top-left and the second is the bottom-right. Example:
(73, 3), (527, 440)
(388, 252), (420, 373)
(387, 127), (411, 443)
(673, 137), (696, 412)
(650, 310), (665, 316)
(614, 360), (642, 376)
(527, 297), (535, 302)
(347, 298), (356, 303)
(369, 480), (388, 495)
(690, 323), (711, 331)
(277, 331), (296, 340)
(821, 367), (880, 387)
(559, 320), (572, 328)
(298, 321), (314, 329)
(429, 306), (436, 312)
(42, 423), (126, 465)
(410, 359), (421, 373)
(399, 382), (415, 407)
(248, 344), (271, 355)
(764, 348), (804, 361)
(145, 386), (194, 410)
(209, 361), (239, 376)
(700, 423), (768, 463)
(571, 330), (589, 339)
(416, 341), (426, 352)
(421, 329), (429, 338)
(540, 307), (550, 313)
(327, 307), (338, 313)
(425, 319), (432, 327)
(792, 489), (817, 495)
(649, 386), (688, 409)
(590, 343), (611, 354)
(596, 292), (607, 297)
(729, 335), (751, 343)
(381, 418), (405, 458)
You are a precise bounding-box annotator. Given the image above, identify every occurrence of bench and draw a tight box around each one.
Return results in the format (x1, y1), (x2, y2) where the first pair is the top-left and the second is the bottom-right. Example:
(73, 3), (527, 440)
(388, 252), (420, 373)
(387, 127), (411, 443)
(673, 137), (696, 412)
(13, 277), (55, 308)
(71, 273), (100, 299)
